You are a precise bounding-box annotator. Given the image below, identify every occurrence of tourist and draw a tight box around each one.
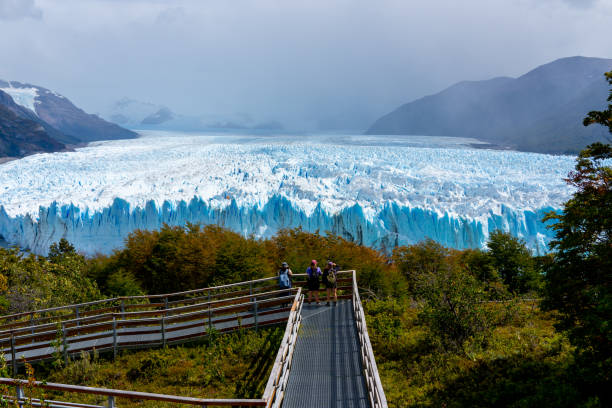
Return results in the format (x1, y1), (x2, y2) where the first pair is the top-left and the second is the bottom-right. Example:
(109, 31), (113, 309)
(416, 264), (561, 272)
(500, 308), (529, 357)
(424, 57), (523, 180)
(306, 260), (322, 304)
(278, 261), (293, 305)
(322, 261), (338, 306)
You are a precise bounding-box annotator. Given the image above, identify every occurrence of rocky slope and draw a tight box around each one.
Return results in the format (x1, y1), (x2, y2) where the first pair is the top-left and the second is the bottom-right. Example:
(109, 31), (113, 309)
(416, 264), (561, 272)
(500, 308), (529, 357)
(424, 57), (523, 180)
(0, 80), (137, 158)
(0, 93), (66, 158)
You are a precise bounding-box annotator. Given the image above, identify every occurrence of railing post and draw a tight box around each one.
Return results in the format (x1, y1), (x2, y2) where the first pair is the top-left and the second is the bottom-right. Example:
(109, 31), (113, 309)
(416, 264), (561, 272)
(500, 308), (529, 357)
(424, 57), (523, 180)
(161, 316), (166, 347)
(254, 296), (258, 331)
(74, 306), (80, 326)
(112, 316), (118, 359)
(120, 299), (125, 319)
(10, 333), (17, 376)
(208, 303), (212, 333)
(62, 323), (68, 365)
(107, 395), (116, 408)
(249, 282), (253, 301)
(164, 297), (169, 316)
(16, 384), (24, 407)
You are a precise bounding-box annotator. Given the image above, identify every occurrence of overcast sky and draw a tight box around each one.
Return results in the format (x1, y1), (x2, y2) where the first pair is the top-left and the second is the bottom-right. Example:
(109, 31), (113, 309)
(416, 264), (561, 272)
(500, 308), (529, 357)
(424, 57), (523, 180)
(1, 0), (611, 131)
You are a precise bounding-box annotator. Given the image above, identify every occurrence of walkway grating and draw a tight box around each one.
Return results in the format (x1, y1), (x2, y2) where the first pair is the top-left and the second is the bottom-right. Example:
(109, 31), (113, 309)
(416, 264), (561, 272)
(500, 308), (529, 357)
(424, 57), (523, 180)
(282, 300), (369, 408)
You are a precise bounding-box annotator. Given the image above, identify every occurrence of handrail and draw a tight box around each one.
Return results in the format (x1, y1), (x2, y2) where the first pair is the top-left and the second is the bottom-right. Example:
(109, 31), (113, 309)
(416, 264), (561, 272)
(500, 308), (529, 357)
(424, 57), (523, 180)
(262, 288), (303, 408)
(352, 270), (388, 408)
(0, 272), (352, 329)
(1, 290), (297, 371)
(0, 276), (281, 324)
(0, 288), (294, 340)
(0, 378), (267, 407)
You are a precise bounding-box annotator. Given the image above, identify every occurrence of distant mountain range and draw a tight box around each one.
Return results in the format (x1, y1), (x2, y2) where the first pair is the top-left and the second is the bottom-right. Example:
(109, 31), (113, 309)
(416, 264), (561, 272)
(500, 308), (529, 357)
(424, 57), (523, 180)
(104, 97), (284, 133)
(0, 80), (137, 159)
(367, 56), (612, 154)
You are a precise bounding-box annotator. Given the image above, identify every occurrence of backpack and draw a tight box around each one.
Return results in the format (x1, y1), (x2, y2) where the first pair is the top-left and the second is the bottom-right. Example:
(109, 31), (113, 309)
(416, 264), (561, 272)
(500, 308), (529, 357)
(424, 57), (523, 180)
(278, 270), (292, 289)
(307, 266), (320, 280)
(327, 269), (336, 285)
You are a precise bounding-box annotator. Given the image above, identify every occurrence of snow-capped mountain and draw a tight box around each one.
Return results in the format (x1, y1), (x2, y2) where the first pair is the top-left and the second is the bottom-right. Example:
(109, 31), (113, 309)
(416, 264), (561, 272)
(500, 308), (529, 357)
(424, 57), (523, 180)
(0, 131), (573, 255)
(0, 90), (66, 158)
(0, 80), (137, 157)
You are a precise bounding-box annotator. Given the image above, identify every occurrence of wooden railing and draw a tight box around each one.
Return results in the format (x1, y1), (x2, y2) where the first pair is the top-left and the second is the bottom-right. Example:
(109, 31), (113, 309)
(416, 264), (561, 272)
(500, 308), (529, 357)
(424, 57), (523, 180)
(0, 378), (268, 407)
(0, 276), (290, 332)
(0, 274), (352, 333)
(352, 271), (388, 408)
(0, 276), (308, 374)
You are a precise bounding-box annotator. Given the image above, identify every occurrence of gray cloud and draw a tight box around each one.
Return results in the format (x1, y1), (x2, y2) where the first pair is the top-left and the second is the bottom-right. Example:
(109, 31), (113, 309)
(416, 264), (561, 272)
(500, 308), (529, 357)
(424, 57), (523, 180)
(562, 0), (599, 9)
(0, 0), (42, 20)
(1, 0), (611, 131)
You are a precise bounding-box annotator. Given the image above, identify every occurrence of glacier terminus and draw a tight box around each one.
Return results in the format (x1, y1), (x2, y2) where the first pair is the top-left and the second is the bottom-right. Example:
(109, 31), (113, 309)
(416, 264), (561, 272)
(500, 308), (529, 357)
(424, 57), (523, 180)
(0, 131), (575, 255)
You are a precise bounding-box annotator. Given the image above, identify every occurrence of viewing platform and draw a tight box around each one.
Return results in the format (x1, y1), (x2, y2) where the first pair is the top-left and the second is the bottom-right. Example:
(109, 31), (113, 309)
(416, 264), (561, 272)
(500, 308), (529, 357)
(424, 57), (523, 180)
(0, 271), (387, 408)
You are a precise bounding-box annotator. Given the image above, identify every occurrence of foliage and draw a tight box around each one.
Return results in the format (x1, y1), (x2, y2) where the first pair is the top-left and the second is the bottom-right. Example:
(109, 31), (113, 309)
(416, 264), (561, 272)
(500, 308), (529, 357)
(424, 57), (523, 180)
(392, 239), (520, 354)
(365, 297), (580, 407)
(105, 269), (144, 297)
(100, 224), (272, 294)
(583, 71), (612, 138)
(0, 246), (100, 314)
(486, 230), (540, 294)
(0, 272), (8, 313)
(0, 355), (11, 408)
(417, 265), (502, 354)
(85, 226), (400, 297)
(543, 70), (612, 406)
(392, 239), (448, 292)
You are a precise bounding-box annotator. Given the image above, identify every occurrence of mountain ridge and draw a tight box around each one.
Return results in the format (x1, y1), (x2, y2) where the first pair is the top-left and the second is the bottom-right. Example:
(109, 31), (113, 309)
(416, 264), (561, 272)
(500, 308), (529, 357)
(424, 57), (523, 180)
(0, 90), (67, 158)
(366, 56), (612, 153)
(0, 80), (137, 158)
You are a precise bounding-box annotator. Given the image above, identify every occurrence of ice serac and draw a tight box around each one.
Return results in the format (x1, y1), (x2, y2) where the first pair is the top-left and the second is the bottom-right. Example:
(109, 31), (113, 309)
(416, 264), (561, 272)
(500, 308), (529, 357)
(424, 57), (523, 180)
(0, 132), (574, 255)
(0, 196), (556, 256)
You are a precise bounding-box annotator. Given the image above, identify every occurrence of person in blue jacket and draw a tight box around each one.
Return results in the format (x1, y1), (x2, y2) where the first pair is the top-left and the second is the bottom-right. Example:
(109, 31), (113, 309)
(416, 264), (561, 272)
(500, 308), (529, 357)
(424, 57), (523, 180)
(306, 259), (322, 304)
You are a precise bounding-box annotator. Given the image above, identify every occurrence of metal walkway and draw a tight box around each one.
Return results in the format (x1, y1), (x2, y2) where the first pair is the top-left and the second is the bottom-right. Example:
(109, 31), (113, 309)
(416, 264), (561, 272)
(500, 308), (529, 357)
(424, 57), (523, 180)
(282, 301), (369, 408)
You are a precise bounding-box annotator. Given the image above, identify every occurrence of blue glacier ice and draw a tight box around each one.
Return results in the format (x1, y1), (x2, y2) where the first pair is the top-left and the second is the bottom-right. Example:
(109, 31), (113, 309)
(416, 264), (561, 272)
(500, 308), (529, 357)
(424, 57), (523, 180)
(0, 131), (575, 255)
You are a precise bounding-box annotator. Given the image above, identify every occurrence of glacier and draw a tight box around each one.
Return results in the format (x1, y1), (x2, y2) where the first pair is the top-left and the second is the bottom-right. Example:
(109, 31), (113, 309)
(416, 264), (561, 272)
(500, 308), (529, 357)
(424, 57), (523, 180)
(0, 131), (575, 255)
(0, 83), (40, 114)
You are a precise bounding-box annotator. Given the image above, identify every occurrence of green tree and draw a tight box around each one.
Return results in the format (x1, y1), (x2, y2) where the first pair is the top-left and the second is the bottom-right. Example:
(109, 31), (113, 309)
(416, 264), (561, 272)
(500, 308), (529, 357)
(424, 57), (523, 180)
(48, 238), (77, 263)
(486, 230), (540, 294)
(583, 71), (612, 137)
(0, 244), (100, 313)
(392, 239), (448, 292)
(105, 269), (144, 297)
(416, 260), (496, 354)
(544, 71), (612, 406)
(455, 248), (510, 300)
